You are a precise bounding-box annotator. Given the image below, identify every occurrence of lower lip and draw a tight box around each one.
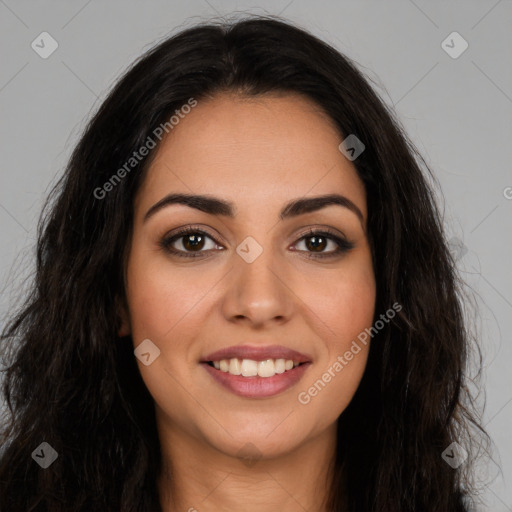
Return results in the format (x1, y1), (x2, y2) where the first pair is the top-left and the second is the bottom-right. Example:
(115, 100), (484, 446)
(202, 362), (311, 398)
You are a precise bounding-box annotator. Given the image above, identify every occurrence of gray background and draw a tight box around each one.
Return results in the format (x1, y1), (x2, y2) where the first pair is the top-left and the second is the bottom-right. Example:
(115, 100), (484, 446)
(0, 1), (510, 510)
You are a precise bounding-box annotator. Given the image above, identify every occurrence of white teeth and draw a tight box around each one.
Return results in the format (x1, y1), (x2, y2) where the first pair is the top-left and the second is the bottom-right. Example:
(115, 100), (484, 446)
(258, 359), (275, 377)
(241, 359), (258, 377)
(229, 357), (242, 375)
(274, 358), (285, 374)
(211, 358), (302, 377)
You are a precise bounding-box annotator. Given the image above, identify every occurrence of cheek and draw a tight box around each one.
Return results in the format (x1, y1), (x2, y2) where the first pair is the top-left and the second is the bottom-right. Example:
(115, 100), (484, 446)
(332, 269), (376, 348)
(295, 257), (375, 420)
(124, 252), (210, 415)
(125, 251), (210, 342)
(301, 253), (376, 348)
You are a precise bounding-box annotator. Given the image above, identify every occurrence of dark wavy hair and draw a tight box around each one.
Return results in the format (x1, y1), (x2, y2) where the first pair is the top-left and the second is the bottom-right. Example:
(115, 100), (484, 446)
(0, 14), (489, 512)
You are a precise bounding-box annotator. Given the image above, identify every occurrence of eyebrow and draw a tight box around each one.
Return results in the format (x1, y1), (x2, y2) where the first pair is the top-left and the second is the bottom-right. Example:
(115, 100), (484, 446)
(143, 192), (364, 224)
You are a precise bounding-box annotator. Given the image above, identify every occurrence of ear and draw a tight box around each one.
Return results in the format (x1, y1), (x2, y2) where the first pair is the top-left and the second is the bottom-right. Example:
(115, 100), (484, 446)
(116, 296), (131, 337)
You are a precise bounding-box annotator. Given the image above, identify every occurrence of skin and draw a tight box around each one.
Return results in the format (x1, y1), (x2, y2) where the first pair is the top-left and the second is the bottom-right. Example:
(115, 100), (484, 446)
(118, 92), (376, 512)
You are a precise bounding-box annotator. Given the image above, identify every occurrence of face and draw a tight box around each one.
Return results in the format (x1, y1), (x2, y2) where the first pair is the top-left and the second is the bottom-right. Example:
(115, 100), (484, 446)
(119, 92), (376, 461)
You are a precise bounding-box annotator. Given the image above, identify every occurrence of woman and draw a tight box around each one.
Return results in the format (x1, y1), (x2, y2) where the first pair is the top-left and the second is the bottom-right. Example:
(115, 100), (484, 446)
(0, 15), (488, 511)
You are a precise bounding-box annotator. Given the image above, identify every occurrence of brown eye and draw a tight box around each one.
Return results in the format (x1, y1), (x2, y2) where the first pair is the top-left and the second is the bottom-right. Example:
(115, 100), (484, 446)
(304, 234), (328, 252)
(294, 230), (355, 259)
(160, 228), (221, 258)
(181, 233), (206, 251)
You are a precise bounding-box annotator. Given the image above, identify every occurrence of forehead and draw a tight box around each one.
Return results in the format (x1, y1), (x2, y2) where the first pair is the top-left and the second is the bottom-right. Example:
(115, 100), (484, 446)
(135, 93), (367, 219)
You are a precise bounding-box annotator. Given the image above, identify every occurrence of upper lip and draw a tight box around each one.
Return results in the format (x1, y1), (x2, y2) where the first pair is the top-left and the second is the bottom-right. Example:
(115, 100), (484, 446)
(202, 345), (312, 363)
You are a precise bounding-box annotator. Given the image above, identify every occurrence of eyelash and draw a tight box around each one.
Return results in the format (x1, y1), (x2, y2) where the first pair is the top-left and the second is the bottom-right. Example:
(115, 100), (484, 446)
(159, 226), (355, 260)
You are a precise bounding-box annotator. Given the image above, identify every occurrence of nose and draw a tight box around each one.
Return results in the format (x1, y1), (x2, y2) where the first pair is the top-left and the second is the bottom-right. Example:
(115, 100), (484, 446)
(221, 244), (294, 328)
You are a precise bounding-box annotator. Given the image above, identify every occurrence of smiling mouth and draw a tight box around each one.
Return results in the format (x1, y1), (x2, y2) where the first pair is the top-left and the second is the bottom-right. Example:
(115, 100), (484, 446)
(205, 358), (307, 378)
(202, 358), (311, 398)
